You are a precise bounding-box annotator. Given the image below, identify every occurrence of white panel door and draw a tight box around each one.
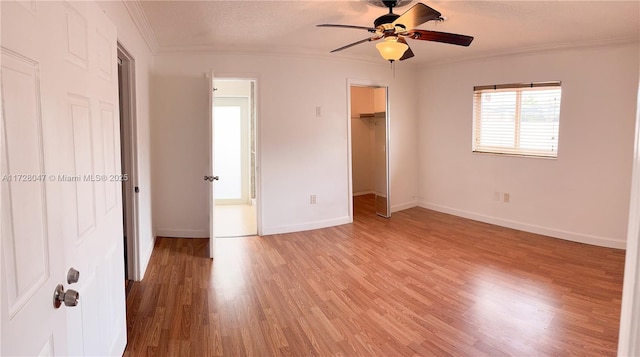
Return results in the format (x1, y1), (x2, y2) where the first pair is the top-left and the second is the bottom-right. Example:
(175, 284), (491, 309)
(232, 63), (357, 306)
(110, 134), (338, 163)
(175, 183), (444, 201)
(1, 1), (127, 356)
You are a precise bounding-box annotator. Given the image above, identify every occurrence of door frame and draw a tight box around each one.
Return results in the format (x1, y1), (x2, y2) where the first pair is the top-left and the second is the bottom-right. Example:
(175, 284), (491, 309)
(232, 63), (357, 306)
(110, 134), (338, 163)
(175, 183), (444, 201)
(117, 42), (141, 280)
(346, 79), (391, 221)
(617, 74), (640, 356)
(210, 73), (262, 236)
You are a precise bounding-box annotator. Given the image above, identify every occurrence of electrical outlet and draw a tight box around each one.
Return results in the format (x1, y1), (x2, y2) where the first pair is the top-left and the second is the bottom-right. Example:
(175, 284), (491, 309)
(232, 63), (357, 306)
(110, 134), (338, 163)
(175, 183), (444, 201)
(504, 193), (510, 203)
(310, 195), (317, 204)
(315, 106), (321, 117)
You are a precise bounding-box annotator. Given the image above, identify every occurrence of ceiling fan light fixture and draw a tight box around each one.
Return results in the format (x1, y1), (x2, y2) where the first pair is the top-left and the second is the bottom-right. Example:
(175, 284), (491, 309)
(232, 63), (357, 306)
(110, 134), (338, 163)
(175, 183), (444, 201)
(375, 36), (408, 61)
(319, 2), (473, 62)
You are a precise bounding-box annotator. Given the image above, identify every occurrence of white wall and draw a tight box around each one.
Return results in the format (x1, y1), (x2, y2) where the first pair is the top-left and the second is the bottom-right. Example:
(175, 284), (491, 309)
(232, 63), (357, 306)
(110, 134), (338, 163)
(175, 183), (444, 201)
(151, 54), (419, 237)
(418, 43), (639, 249)
(215, 79), (252, 97)
(98, 1), (155, 278)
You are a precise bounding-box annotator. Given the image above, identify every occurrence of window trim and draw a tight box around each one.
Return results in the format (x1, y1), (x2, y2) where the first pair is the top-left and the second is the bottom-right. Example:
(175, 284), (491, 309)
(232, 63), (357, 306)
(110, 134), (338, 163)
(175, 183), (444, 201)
(472, 81), (562, 159)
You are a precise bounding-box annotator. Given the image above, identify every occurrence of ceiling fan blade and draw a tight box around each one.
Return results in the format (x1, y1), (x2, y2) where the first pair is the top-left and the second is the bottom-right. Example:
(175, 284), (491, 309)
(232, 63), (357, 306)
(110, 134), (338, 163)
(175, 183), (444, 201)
(407, 29), (474, 46)
(317, 24), (377, 33)
(330, 37), (380, 53)
(392, 3), (441, 31)
(397, 37), (414, 61)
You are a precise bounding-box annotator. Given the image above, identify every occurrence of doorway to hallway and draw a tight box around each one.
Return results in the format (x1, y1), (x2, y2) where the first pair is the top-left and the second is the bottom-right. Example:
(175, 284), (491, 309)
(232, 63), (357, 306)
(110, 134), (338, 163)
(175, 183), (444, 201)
(213, 79), (258, 237)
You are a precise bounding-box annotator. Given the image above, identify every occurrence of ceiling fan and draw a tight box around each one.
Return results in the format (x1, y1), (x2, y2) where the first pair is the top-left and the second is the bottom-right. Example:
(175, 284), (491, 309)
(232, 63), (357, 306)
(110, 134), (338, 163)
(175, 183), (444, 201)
(317, 0), (474, 62)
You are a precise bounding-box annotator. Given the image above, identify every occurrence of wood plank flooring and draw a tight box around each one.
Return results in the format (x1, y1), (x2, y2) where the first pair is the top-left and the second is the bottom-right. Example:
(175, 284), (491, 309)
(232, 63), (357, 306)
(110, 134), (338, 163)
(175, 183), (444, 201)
(124, 195), (625, 356)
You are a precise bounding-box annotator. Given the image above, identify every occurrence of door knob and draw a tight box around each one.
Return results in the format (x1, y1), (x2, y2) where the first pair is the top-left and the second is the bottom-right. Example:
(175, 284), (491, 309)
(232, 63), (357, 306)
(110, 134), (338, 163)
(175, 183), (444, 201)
(67, 267), (80, 284)
(53, 284), (80, 308)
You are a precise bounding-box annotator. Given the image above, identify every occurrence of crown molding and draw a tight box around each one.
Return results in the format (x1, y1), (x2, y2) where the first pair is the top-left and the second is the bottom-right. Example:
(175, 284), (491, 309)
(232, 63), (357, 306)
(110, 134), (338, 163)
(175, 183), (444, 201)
(122, 0), (159, 55)
(153, 44), (426, 69)
(425, 35), (640, 67)
(147, 35), (639, 68)
(156, 44), (358, 60)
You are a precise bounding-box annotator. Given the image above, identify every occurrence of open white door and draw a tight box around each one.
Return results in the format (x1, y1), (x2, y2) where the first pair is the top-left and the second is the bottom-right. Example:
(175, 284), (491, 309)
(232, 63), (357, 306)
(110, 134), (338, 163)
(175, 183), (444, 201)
(207, 70), (216, 258)
(1, 2), (127, 356)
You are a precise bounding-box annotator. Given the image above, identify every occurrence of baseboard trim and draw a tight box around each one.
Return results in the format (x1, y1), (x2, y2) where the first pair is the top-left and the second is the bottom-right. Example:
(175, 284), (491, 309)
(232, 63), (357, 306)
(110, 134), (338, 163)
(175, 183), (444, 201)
(391, 200), (418, 213)
(353, 191), (374, 196)
(262, 216), (352, 236)
(155, 229), (209, 238)
(418, 201), (626, 249)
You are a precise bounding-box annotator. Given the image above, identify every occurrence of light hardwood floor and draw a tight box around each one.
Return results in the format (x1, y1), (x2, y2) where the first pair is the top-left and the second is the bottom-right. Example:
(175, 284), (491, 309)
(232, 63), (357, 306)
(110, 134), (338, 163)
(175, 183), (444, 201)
(215, 204), (257, 237)
(124, 195), (625, 356)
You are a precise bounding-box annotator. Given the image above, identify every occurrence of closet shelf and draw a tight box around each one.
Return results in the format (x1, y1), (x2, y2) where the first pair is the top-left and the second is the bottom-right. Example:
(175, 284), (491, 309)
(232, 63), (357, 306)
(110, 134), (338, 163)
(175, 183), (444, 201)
(352, 112), (386, 120)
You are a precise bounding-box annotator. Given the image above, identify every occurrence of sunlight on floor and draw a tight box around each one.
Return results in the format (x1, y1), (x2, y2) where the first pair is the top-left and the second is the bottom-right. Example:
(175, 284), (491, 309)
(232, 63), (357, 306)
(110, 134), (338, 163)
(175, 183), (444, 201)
(214, 204), (257, 237)
(212, 238), (251, 300)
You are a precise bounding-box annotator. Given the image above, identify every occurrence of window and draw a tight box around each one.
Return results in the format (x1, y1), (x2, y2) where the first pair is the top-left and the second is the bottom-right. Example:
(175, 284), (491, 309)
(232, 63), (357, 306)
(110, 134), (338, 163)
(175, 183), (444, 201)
(473, 81), (562, 158)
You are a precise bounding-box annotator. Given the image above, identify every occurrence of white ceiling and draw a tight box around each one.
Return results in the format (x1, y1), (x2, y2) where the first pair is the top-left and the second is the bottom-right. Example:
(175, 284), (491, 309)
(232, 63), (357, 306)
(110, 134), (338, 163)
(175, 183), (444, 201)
(133, 0), (640, 65)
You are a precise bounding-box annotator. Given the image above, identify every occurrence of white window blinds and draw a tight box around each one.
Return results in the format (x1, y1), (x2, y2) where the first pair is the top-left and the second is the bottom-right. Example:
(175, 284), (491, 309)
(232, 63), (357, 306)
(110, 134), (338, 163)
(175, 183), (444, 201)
(473, 82), (562, 158)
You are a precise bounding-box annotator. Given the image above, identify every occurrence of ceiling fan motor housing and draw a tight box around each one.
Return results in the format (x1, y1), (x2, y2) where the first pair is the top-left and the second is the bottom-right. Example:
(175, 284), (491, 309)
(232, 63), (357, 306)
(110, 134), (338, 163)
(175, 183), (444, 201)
(374, 13), (400, 28)
(381, 0), (398, 9)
